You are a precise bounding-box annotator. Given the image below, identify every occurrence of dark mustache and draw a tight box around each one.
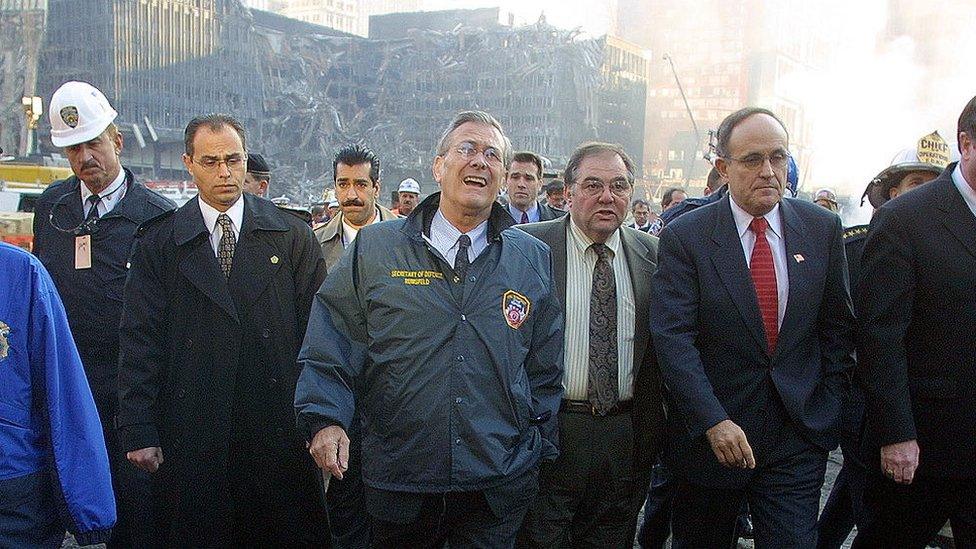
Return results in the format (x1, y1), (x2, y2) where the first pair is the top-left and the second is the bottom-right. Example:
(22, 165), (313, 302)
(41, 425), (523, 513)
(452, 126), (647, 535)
(342, 199), (365, 207)
(81, 159), (100, 170)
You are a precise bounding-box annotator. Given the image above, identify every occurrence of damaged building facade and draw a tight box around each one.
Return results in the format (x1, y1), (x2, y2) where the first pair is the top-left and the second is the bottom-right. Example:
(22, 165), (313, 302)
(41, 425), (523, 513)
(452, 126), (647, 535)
(26, 0), (647, 204)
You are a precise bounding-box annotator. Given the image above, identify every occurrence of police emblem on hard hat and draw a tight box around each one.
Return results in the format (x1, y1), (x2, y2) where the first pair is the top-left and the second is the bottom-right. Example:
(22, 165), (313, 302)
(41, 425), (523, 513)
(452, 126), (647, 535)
(0, 321), (10, 361)
(502, 290), (531, 329)
(916, 131), (951, 168)
(60, 106), (79, 128)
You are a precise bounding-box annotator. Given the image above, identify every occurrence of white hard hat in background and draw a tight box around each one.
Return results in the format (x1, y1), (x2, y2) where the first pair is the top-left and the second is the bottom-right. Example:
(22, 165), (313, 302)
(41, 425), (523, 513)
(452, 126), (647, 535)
(398, 178), (421, 194)
(863, 131), (958, 208)
(49, 81), (118, 148)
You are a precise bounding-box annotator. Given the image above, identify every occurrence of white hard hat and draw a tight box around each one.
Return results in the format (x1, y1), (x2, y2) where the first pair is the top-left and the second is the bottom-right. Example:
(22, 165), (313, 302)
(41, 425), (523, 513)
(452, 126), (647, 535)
(863, 131), (958, 208)
(49, 81), (118, 147)
(398, 178), (421, 194)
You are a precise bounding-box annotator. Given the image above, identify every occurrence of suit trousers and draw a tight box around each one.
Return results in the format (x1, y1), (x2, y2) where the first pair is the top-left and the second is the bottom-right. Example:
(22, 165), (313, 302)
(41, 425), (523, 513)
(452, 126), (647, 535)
(327, 409), (372, 548)
(852, 475), (976, 548)
(0, 471), (62, 549)
(368, 466), (539, 549)
(670, 398), (827, 548)
(517, 408), (651, 548)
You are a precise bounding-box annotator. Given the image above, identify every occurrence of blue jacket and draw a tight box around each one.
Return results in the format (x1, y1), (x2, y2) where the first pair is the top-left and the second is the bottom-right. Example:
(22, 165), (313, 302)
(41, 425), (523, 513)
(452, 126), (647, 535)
(295, 193), (564, 493)
(0, 242), (116, 544)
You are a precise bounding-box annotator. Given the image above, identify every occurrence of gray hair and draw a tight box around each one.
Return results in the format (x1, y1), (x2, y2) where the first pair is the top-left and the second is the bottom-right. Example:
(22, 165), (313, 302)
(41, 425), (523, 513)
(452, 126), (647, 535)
(435, 111), (513, 167)
(715, 107), (788, 158)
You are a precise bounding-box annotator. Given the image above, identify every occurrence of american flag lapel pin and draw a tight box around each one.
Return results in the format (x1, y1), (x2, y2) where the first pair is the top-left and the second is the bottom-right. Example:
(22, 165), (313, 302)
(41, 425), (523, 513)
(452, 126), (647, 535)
(793, 254), (805, 263)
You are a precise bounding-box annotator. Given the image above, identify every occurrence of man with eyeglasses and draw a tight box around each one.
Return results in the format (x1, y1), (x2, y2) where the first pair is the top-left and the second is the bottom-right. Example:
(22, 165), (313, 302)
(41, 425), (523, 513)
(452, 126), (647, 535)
(516, 142), (665, 547)
(296, 110), (564, 547)
(650, 107), (855, 546)
(31, 81), (175, 548)
(315, 144), (398, 271)
(117, 114), (330, 546)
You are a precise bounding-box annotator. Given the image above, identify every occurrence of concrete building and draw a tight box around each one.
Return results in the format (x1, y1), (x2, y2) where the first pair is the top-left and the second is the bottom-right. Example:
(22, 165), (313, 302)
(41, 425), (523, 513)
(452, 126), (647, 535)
(274, 0), (360, 36)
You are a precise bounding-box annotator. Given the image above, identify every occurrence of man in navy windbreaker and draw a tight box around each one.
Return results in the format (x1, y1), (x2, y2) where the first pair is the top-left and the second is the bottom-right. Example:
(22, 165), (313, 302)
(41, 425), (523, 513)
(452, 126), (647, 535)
(0, 242), (116, 547)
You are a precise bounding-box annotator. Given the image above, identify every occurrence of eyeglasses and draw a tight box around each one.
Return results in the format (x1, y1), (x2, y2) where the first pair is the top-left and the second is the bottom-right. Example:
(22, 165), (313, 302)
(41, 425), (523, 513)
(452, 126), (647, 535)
(193, 154), (245, 171)
(454, 142), (503, 165)
(727, 151), (791, 171)
(578, 179), (633, 198)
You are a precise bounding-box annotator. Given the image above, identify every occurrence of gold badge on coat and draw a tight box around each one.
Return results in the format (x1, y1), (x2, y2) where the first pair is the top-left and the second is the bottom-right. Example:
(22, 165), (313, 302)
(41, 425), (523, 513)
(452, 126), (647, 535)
(0, 321), (10, 361)
(502, 290), (531, 330)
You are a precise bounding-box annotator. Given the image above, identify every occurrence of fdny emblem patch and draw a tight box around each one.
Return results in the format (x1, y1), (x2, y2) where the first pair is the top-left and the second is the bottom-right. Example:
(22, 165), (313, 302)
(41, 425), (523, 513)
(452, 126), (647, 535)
(502, 290), (531, 330)
(0, 321), (9, 361)
(60, 105), (79, 128)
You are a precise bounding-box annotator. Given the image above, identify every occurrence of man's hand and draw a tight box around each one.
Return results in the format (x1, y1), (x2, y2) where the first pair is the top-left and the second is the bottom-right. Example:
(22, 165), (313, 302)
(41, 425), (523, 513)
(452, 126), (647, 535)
(705, 420), (756, 469)
(881, 439), (919, 484)
(127, 447), (163, 473)
(309, 426), (349, 480)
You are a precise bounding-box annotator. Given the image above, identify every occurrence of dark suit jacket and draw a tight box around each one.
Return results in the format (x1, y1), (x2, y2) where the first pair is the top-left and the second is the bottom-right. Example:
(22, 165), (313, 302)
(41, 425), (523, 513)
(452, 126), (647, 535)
(519, 216), (665, 469)
(117, 194), (328, 545)
(856, 164), (976, 479)
(537, 202), (568, 221)
(650, 195), (855, 488)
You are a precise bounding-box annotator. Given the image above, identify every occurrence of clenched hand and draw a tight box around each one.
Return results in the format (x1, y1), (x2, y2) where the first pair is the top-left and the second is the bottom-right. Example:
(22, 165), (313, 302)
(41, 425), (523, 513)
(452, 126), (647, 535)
(881, 439), (919, 484)
(706, 420), (756, 469)
(127, 446), (164, 473)
(309, 425), (350, 480)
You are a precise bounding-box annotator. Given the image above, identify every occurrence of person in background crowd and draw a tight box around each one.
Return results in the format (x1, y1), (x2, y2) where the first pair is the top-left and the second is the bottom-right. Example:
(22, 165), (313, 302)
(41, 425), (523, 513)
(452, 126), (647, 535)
(314, 145), (398, 271)
(545, 179), (568, 210)
(243, 153), (271, 198)
(651, 107), (854, 546)
(852, 100), (976, 547)
(813, 188), (839, 213)
(397, 177), (422, 217)
(517, 142), (665, 547)
(32, 80), (175, 548)
(389, 189), (400, 214)
(817, 131), (952, 549)
(117, 114), (329, 547)
(506, 151), (566, 223)
(296, 111), (564, 548)
(660, 187), (687, 211)
(0, 242), (117, 548)
(327, 199), (340, 220)
(628, 198), (654, 232)
(311, 203), (328, 227)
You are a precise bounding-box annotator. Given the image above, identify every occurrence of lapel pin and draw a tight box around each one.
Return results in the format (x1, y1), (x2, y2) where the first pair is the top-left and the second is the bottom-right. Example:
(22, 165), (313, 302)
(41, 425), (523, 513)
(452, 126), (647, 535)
(793, 254), (805, 263)
(270, 255), (279, 264)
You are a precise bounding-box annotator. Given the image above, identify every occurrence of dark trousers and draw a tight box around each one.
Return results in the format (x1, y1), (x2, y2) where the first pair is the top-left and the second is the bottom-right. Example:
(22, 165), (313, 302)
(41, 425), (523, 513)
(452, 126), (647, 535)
(0, 471), (62, 549)
(670, 408), (827, 549)
(816, 451), (868, 549)
(327, 410), (372, 548)
(852, 475), (976, 548)
(368, 467), (539, 549)
(517, 409), (651, 548)
(95, 393), (152, 548)
(636, 462), (673, 549)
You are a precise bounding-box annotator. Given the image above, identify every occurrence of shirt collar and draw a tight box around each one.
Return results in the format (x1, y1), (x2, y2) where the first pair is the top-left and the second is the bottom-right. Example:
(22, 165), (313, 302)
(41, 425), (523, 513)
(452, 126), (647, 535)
(199, 194), (244, 235)
(952, 163), (976, 215)
(427, 207), (488, 253)
(80, 168), (126, 205)
(509, 201), (539, 221)
(729, 195), (782, 239)
(340, 206), (381, 246)
(567, 215), (622, 257)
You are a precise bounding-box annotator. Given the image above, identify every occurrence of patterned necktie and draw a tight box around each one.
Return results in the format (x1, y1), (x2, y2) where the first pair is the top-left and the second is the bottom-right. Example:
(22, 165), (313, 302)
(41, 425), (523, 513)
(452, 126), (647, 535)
(520, 210), (529, 224)
(588, 243), (619, 414)
(85, 194), (101, 222)
(216, 213), (236, 278)
(749, 217), (778, 353)
(455, 234), (471, 281)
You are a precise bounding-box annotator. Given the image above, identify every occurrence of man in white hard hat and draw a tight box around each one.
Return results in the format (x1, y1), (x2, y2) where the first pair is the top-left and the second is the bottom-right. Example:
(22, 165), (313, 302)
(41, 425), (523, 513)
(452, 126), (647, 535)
(396, 177), (421, 216)
(32, 80), (175, 548)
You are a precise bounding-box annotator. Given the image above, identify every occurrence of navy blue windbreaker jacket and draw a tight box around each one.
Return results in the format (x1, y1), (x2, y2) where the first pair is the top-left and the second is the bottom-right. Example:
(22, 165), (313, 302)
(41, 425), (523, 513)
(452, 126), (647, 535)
(295, 193), (564, 493)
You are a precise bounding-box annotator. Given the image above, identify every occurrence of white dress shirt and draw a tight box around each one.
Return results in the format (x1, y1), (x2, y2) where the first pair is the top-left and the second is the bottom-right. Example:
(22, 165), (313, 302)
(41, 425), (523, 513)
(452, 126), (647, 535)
(729, 197), (789, 327)
(426, 208), (489, 268)
(562, 219), (636, 401)
(80, 169), (127, 218)
(199, 195), (243, 255)
(952, 163), (976, 218)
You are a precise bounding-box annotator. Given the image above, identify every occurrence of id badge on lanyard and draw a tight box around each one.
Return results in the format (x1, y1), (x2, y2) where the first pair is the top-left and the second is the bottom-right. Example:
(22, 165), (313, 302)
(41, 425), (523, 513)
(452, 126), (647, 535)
(75, 234), (92, 269)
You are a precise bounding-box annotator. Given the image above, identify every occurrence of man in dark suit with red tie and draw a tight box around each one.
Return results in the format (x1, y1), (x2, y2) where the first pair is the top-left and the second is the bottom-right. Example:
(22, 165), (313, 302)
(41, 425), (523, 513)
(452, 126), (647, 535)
(650, 107), (855, 547)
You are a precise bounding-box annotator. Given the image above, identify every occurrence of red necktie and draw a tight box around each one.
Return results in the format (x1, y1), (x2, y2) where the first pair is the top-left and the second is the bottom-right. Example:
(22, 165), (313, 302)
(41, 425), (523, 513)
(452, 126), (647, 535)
(749, 217), (778, 353)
